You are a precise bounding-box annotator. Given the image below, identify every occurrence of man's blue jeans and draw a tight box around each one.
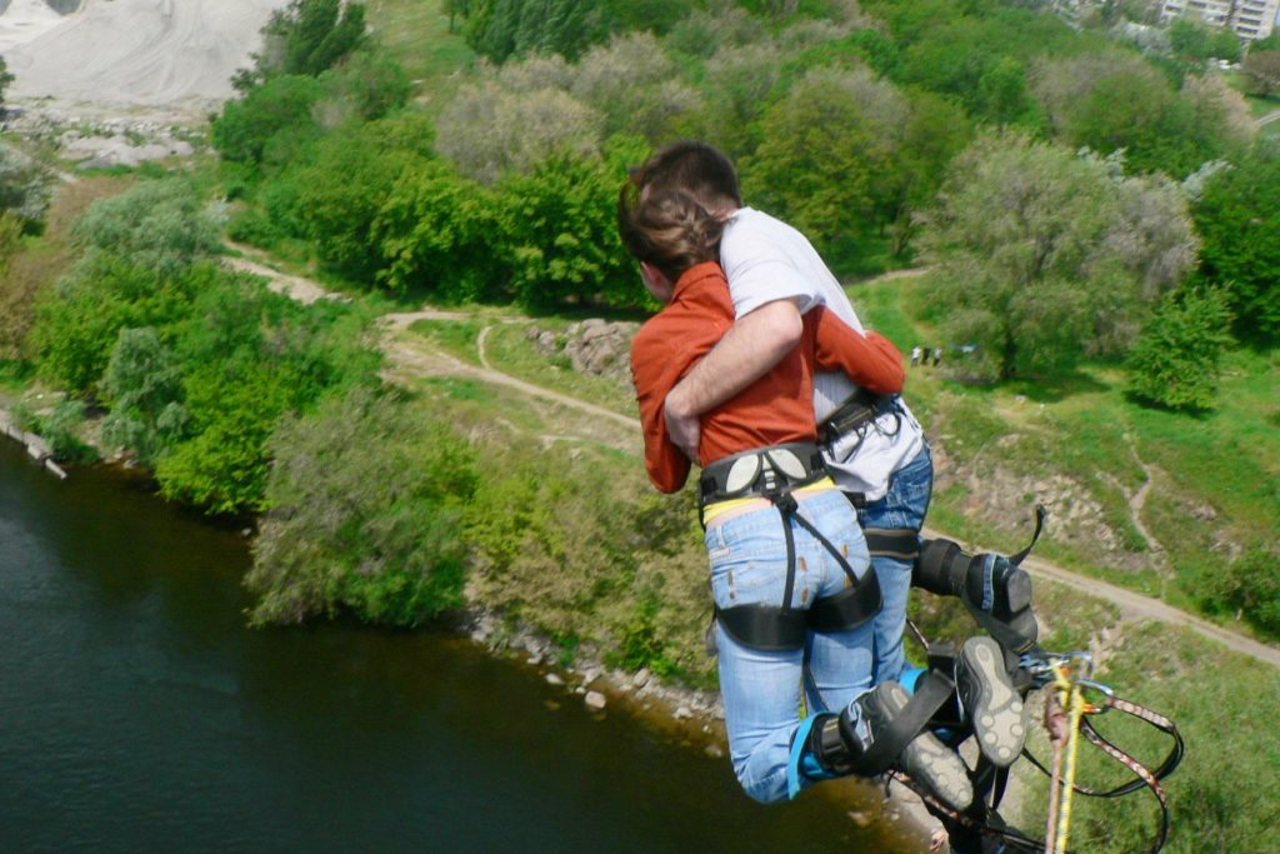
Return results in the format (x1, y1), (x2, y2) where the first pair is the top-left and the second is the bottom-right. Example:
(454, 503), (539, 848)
(706, 488), (875, 804)
(858, 444), (934, 686)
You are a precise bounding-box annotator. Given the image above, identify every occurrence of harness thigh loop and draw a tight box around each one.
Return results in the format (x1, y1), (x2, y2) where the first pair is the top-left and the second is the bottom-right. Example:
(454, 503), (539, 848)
(864, 527), (921, 562)
(715, 605), (808, 651)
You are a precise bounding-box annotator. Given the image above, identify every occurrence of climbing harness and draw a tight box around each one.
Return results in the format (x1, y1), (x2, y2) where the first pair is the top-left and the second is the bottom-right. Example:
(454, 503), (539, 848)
(700, 443), (882, 651)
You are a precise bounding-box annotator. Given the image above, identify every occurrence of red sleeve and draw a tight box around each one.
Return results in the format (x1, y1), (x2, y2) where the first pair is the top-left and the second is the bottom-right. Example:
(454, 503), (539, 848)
(810, 306), (906, 394)
(631, 332), (693, 494)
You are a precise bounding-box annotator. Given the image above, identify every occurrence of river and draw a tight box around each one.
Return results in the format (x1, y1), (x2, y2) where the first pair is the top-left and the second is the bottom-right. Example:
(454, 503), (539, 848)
(0, 441), (924, 853)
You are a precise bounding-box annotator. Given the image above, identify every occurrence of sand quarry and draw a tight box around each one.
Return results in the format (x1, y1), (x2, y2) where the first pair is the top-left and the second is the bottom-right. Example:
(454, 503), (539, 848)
(0, 0), (289, 115)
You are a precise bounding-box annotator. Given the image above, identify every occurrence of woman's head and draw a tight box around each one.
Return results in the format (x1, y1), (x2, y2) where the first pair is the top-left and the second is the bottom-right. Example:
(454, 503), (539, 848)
(618, 185), (725, 292)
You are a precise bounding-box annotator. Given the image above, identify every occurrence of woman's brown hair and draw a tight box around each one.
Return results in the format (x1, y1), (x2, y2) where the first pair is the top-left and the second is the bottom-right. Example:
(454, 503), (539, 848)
(617, 184), (725, 285)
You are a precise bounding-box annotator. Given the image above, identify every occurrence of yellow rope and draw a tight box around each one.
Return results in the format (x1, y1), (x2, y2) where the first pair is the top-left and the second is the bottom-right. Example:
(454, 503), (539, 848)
(1049, 661), (1088, 854)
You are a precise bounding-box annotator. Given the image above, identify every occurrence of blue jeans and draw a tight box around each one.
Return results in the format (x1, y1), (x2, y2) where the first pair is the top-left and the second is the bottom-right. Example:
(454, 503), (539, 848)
(858, 444), (934, 686)
(706, 488), (875, 804)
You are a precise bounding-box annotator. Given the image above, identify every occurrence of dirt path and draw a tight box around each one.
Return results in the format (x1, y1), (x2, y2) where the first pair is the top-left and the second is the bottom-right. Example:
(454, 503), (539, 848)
(1258, 109), (1280, 128)
(236, 258), (1280, 669)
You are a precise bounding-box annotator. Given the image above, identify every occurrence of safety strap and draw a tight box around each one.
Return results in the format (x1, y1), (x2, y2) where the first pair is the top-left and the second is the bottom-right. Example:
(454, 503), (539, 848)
(855, 670), (956, 775)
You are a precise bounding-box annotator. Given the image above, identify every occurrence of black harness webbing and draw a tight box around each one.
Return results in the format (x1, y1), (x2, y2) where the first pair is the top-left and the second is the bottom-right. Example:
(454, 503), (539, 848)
(864, 527), (921, 561)
(714, 491), (882, 651)
(854, 670), (955, 775)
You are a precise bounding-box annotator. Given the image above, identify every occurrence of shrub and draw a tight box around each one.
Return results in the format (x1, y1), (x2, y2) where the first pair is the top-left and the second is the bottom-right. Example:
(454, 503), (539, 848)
(1126, 286), (1233, 412)
(1194, 547), (1280, 638)
(72, 179), (221, 275)
(248, 388), (477, 626)
(212, 75), (325, 169)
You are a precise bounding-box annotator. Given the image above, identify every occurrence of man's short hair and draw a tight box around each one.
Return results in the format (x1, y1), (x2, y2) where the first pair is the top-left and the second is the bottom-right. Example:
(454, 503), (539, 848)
(631, 141), (742, 213)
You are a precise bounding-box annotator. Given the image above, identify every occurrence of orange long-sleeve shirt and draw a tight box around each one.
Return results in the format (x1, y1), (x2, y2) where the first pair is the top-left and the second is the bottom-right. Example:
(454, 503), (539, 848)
(630, 262), (906, 493)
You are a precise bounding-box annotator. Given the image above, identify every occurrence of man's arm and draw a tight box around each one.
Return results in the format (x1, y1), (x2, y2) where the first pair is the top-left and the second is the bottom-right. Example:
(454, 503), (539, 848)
(664, 298), (804, 458)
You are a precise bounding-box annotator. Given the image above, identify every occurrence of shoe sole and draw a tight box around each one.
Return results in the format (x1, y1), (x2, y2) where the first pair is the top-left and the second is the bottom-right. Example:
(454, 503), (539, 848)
(867, 682), (973, 811)
(960, 637), (1027, 768)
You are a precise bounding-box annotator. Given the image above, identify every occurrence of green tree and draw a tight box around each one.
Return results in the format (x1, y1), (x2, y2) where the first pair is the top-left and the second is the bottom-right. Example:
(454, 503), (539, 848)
(372, 159), (501, 300)
(248, 388), (477, 626)
(212, 74), (324, 168)
(283, 122), (429, 281)
(1194, 150), (1280, 342)
(743, 67), (908, 261)
(0, 145), (54, 232)
(1126, 285), (1233, 411)
(494, 142), (641, 310)
(101, 327), (189, 464)
(0, 57), (13, 105)
(235, 0), (367, 89)
(1033, 52), (1244, 177)
(917, 135), (1199, 379)
(73, 179), (221, 275)
(1242, 49), (1280, 98)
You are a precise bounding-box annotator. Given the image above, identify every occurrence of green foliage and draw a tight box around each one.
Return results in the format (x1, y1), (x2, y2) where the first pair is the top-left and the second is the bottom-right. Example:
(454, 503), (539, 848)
(1126, 286), (1234, 411)
(1192, 547), (1280, 637)
(323, 45), (413, 121)
(373, 159), (501, 299)
(1194, 149), (1280, 343)
(248, 387), (476, 625)
(1243, 49), (1280, 98)
(101, 327), (188, 464)
(0, 145), (54, 232)
(1032, 52), (1248, 177)
(37, 398), (96, 463)
(918, 135), (1198, 379)
(283, 120), (431, 281)
(458, 0), (688, 64)
(73, 178), (221, 275)
(33, 256), (193, 394)
(493, 145), (640, 311)
(236, 0), (367, 90)
(212, 75), (325, 168)
(1169, 16), (1242, 64)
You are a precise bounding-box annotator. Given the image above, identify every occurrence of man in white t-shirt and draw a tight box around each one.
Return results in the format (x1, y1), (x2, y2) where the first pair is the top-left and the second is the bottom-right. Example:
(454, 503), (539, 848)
(633, 141), (933, 690)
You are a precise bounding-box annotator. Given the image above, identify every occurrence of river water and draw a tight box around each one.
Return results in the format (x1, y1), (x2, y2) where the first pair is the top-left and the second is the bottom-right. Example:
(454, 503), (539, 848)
(0, 441), (923, 853)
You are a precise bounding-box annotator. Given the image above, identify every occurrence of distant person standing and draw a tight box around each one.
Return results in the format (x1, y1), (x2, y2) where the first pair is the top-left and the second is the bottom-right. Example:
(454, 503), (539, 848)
(933, 347), (944, 368)
(911, 346), (923, 367)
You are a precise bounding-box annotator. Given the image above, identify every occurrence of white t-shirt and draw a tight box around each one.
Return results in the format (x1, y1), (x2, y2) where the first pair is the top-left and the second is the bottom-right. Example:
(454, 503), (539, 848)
(720, 207), (924, 501)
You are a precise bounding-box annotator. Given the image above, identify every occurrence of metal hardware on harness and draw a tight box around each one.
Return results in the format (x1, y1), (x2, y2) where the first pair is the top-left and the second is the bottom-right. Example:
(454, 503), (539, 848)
(818, 389), (901, 452)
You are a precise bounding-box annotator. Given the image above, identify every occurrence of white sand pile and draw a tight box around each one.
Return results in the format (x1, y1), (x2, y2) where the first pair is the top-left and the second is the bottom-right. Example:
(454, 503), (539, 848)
(1, 0), (290, 111)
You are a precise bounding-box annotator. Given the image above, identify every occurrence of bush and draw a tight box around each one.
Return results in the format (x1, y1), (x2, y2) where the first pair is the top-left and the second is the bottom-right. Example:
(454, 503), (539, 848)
(73, 179), (221, 275)
(1194, 547), (1280, 638)
(1126, 286), (1233, 411)
(248, 388), (477, 626)
(212, 75), (325, 169)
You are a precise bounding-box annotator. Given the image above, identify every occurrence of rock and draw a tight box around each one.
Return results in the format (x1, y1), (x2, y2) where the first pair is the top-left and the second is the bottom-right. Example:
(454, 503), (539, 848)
(632, 668), (651, 689)
(545, 673), (564, 686)
(705, 744), (724, 759)
(673, 706), (692, 720)
(585, 691), (607, 711)
(847, 811), (872, 828)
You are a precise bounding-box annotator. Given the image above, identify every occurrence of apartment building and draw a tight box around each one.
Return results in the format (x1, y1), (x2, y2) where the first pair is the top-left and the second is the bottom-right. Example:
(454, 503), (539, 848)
(1161, 0), (1279, 40)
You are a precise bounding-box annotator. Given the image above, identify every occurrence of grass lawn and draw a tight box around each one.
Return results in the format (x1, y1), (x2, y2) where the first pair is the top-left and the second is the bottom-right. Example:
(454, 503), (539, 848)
(363, 0), (477, 111)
